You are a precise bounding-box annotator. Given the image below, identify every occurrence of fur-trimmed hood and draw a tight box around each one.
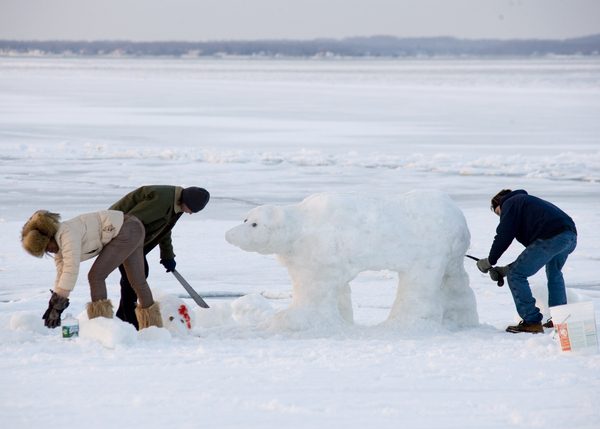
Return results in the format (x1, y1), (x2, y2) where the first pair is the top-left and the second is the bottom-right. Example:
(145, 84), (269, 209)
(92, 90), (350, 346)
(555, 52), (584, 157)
(22, 210), (61, 257)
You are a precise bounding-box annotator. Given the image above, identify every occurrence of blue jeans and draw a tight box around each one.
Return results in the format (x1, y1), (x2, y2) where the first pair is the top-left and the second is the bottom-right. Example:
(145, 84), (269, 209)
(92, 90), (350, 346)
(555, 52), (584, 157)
(506, 231), (577, 325)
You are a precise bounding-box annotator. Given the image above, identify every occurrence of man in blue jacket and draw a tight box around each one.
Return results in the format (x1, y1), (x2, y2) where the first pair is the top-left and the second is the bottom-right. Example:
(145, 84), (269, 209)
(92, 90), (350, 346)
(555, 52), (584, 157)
(477, 189), (577, 333)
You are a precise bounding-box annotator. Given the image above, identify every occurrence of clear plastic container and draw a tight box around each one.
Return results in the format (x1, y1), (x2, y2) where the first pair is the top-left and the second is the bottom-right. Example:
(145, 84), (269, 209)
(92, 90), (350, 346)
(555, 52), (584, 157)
(62, 313), (79, 338)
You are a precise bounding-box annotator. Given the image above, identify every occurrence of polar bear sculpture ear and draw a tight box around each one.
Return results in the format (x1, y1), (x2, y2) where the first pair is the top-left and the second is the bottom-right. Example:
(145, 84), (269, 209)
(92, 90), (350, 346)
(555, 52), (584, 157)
(254, 205), (290, 256)
(270, 205), (286, 228)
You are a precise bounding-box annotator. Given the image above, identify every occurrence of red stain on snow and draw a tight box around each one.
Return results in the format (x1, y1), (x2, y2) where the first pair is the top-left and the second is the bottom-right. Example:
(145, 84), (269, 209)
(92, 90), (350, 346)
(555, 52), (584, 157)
(178, 305), (192, 329)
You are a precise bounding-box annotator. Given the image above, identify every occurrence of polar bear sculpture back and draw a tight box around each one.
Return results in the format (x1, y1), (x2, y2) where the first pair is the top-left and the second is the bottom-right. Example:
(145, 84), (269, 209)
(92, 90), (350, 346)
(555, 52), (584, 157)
(226, 190), (478, 331)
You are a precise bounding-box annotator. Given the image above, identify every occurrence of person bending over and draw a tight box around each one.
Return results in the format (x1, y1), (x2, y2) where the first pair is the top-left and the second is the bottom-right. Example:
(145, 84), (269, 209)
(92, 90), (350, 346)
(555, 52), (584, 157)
(477, 189), (577, 334)
(109, 185), (210, 329)
(22, 210), (163, 329)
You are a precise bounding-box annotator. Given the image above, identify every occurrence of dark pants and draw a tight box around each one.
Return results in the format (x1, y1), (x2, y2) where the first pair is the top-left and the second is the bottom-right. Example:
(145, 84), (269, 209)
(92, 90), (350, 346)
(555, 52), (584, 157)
(115, 255), (150, 330)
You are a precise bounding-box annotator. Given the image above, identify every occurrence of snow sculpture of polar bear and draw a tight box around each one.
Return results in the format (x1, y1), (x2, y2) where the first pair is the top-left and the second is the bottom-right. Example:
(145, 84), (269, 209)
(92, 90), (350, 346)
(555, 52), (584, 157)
(225, 191), (478, 331)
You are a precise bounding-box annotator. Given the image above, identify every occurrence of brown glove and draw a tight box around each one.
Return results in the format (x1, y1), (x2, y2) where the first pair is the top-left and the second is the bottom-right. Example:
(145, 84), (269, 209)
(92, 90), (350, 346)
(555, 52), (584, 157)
(42, 290), (70, 328)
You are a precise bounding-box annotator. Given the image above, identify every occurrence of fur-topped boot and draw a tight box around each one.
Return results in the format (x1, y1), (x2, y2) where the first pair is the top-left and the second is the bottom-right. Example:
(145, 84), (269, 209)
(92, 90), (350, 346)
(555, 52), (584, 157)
(21, 210), (60, 257)
(86, 299), (114, 320)
(135, 302), (164, 329)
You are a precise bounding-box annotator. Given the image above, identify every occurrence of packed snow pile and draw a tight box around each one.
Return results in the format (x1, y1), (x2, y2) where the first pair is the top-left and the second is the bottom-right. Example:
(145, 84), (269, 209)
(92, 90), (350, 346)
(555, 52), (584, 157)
(231, 293), (276, 325)
(194, 294), (275, 328)
(137, 325), (172, 342)
(194, 303), (235, 328)
(194, 302), (235, 328)
(79, 317), (138, 349)
(69, 288), (202, 347)
(0, 312), (50, 344)
(226, 191), (479, 331)
(9, 312), (48, 335)
(76, 308), (173, 347)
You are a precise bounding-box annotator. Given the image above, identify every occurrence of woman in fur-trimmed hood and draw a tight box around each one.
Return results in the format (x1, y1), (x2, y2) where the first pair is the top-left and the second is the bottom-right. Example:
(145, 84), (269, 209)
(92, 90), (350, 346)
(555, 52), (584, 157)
(22, 210), (163, 330)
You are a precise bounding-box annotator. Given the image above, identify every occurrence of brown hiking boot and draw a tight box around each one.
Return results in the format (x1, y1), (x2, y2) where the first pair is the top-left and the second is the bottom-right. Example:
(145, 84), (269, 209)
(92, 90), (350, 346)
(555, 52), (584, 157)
(506, 321), (544, 334)
(542, 319), (554, 329)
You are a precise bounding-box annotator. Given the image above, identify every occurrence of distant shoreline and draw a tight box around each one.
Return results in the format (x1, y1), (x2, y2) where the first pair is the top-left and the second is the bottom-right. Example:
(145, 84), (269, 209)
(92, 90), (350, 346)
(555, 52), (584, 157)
(2, 54), (599, 61)
(1, 34), (599, 58)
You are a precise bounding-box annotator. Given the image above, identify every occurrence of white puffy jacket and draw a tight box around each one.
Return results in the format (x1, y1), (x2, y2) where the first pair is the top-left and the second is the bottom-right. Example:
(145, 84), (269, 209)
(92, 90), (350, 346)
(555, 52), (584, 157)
(53, 210), (124, 292)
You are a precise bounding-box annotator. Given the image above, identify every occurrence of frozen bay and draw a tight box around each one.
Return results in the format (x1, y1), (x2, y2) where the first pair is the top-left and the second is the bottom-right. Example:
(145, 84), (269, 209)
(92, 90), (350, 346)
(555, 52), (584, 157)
(1, 56), (600, 428)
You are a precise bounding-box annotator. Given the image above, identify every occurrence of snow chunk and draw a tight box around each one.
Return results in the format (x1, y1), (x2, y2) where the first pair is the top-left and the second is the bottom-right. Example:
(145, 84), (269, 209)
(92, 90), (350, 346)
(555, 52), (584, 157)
(10, 311), (48, 334)
(231, 293), (276, 325)
(79, 317), (137, 349)
(137, 325), (172, 342)
(0, 312), (50, 344)
(194, 302), (235, 328)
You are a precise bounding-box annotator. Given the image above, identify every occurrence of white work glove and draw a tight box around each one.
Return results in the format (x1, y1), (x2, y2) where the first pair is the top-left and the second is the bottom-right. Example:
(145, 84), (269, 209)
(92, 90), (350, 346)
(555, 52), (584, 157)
(476, 258), (492, 273)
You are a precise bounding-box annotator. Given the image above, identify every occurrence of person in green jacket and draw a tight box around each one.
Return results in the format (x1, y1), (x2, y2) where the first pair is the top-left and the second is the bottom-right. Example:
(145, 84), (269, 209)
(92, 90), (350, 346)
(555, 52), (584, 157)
(109, 185), (210, 329)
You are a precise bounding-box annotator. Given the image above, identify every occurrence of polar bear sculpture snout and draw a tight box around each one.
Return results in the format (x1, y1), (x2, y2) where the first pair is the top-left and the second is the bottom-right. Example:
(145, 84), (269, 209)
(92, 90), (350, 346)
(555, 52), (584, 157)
(224, 223), (260, 252)
(225, 205), (289, 255)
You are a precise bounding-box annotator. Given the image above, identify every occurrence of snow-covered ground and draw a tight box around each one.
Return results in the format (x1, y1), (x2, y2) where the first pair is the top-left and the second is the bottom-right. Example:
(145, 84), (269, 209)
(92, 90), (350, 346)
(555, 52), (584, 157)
(1, 56), (599, 428)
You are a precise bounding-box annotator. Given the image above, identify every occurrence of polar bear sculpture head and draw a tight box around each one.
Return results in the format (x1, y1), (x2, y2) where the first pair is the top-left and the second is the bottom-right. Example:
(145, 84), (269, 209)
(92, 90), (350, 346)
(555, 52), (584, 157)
(225, 204), (292, 255)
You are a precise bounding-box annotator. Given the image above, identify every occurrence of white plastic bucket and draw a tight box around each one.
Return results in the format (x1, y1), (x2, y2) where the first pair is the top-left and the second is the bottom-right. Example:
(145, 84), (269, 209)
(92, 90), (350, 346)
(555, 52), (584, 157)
(550, 301), (598, 356)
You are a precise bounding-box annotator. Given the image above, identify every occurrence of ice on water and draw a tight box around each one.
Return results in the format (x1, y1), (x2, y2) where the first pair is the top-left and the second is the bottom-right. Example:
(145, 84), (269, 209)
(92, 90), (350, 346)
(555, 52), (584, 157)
(1, 57), (599, 429)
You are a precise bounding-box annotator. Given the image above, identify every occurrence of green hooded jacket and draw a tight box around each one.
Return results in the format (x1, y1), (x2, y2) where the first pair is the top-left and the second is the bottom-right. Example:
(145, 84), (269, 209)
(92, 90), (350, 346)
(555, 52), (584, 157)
(109, 185), (184, 259)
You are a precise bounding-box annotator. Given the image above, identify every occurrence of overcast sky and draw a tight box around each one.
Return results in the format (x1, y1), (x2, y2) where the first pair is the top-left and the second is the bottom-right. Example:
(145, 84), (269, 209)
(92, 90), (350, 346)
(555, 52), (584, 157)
(1, 0), (599, 42)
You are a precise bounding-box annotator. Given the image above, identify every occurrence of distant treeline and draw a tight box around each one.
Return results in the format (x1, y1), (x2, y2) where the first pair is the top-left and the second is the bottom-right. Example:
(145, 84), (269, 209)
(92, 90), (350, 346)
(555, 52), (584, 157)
(2, 34), (600, 57)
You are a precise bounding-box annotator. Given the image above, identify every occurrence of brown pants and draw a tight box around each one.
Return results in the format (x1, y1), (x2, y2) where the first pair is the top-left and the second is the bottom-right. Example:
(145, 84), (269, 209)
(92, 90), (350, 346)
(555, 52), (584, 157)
(88, 216), (154, 308)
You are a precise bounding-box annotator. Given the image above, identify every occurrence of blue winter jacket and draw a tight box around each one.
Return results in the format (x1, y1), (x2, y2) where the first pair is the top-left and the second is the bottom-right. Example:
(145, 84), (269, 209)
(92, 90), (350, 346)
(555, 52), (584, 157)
(488, 190), (576, 265)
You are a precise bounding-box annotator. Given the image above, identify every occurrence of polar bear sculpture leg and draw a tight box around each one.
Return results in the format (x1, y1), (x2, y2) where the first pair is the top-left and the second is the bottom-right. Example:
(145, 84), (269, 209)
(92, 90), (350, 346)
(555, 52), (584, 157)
(388, 263), (445, 324)
(337, 283), (354, 324)
(440, 258), (479, 328)
(270, 270), (350, 331)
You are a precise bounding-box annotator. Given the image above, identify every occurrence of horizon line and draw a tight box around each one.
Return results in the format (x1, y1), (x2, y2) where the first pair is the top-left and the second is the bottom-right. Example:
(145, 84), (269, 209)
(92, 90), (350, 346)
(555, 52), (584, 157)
(2, 33), (600, 44)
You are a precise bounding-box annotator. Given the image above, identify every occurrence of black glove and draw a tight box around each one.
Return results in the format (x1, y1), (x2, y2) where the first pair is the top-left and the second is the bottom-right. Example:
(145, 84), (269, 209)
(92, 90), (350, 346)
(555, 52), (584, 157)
(489, 265), (509, 281)
(476, 257), (492, 273)
(489, 265), (510, 287)
(160, 258), (176, 273)
(42, 291), (70, 329)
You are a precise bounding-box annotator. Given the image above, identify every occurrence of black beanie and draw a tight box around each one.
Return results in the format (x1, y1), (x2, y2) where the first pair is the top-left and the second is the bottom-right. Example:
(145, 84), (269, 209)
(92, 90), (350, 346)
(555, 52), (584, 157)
(181, 187), (210, 213)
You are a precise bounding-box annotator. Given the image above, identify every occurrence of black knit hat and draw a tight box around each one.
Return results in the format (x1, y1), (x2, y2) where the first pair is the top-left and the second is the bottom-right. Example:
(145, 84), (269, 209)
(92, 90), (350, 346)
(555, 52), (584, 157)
(181, 187), (210, 213)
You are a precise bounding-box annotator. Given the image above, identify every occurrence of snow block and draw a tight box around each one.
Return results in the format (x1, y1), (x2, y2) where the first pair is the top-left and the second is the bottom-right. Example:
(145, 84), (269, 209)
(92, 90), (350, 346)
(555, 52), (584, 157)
(231, 293), (276, 325)
(10, 312), (48, 335)
(194, 303), (235, 328)
(137, 325), (172, 342)
(79, 317), (137, 349)
(226, 190), (479, 331)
